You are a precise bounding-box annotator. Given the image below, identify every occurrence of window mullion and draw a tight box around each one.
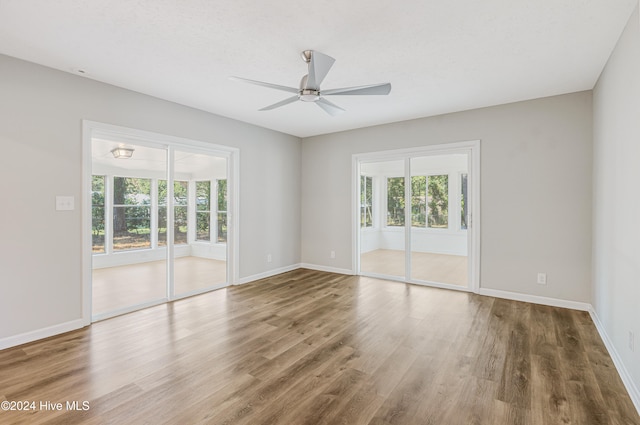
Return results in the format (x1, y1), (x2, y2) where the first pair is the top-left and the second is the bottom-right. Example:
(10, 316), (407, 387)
(151, 179), (158, 248)
(209, 180), (214, 242)
(188, 180), (196, 244)
(404, 158), (411, 281)
(105, 175), (113, 254)
(167, 149), (175, 299)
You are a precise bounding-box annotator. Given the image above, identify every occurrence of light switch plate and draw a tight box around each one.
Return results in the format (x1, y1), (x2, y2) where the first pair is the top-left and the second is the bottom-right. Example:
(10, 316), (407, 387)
(56, 196), (75, 211)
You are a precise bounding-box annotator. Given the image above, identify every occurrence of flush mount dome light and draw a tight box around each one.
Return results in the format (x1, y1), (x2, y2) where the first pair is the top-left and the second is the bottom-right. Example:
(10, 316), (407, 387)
(111, 147), (135, 159)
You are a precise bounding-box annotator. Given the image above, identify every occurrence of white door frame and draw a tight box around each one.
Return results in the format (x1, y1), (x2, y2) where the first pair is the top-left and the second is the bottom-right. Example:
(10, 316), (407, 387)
(81, 120), (240, 324)
(352, 140), (481, 293)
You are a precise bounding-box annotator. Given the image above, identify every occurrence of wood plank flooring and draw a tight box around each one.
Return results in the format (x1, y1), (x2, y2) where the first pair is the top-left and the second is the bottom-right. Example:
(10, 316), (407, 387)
(92, 256), (227, 315)
(360, 249), (468, 286)
(1, 269), (638, 424)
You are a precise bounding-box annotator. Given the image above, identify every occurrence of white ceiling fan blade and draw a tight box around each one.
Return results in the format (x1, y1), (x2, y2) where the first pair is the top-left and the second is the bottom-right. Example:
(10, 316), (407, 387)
(316, 98), (345, 116)
(259, 96), (299, 111)
(229, 76), (298, 94)
(322, 82), (391, 96)
(306, 51), (335, 89)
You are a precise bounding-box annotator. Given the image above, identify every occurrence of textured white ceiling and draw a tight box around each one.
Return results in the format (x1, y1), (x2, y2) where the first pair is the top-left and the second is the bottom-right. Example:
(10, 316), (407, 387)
(0, 0), (636, 137)
(92, 138), (227, 175)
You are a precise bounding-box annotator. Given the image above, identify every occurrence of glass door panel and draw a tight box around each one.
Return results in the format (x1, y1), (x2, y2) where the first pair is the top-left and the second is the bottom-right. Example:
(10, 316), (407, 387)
(173, 150), (228, 297)
(359, 159), (406, 279)
(410, 154), (469, 287)
(91, 139), (168, 318)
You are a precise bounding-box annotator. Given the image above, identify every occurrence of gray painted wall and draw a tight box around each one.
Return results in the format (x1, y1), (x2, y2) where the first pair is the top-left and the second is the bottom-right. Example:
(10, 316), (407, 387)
(0, 54), (301, 339)
(593, 6), (640, 396)
(302, 91), (593, 303)
(0, 49), (603, 351)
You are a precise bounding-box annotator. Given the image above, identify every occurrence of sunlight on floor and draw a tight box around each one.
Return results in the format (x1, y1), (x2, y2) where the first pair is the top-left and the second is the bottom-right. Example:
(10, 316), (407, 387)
(360, 249), (467, 286)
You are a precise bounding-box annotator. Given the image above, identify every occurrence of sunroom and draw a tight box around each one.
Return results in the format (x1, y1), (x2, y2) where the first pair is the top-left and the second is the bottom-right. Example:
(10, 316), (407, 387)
(90, 135), (231, 320)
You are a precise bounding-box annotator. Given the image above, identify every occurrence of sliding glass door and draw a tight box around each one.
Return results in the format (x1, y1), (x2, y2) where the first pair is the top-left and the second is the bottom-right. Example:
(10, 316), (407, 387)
(91, 140), (168, 317)
(173, 149), (228, 297)
(358, 147), (474, 290)
(90, 137), (231, 320)
(359, 159), (406, 280)
(410, 154), (469, 287)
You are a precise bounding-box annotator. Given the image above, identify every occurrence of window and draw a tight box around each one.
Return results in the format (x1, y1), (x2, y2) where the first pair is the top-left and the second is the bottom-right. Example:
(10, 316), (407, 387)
(93, 174), (228, 252)
(217, 179), (227, 243)
(411, 176), (426, 226)
(461, 173), (468, 230)
(158, 180), (167, 246)
(386, 177), (405, 226)
(174, 181), (188, 244)
(427, 175), (448, 228)
(113, 177), (152, 251)
(158, 180), (188, 246)
(381, 173), (457, 230)
(360, 175), (373, 228)
(92, 175), (106, 253)
(196, 181), (211, 241)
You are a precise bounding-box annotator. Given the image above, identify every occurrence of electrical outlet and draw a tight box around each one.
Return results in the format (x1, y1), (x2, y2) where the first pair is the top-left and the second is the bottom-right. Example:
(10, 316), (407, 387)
(629, 331), (635, 352)
(267, 254), (272, 263)
(537, 273), (547, 285)
(330, 250), (336, 259)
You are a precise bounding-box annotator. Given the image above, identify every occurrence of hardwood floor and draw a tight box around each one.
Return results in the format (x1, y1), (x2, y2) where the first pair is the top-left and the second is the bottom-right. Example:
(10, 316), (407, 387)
(360, 249), (468, 286)
(92, 256), (227, 315)
(1, 269), (638, 424)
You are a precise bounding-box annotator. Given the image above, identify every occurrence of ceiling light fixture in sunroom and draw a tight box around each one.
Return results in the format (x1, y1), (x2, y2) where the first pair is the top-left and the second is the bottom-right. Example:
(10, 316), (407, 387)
(110, 147), (135, 159)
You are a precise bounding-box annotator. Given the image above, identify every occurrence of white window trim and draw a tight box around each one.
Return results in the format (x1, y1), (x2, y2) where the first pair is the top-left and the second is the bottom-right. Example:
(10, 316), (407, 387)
(360, 175), (375, 230)
(192, 180), (213, 244)
(383, 175), (406, 229)
(215, 178), (228, 245)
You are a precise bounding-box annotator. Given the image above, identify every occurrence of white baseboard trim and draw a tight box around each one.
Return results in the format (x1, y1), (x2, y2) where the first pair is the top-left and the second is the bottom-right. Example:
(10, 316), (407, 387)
(299, 263), (355, 275)
(478, 288), (591, 311)
(234, 264), (302, 285)
(0, 318), (86, 351)
(588, 308), (640, 415)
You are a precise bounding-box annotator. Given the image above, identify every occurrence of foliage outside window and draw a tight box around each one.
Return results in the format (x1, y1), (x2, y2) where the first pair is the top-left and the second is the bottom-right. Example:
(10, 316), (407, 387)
(196, 181), (211, 241)
(113, 177), (152, 251)
(158, 180), (167, 246)
(93, 175), (227, 252)
(174, 181), (188, 244)
(360, 175), (373, 228)
(411, 176), (426, 226)
(461, 173), (468, 230)
(158, 180), (188, 246)
(92, 175), (106, 252)
(427, 175), (448, 228)
(386, 177), (405, 226)
(410, 175), (449, 228)
(217, 179), (227, 243)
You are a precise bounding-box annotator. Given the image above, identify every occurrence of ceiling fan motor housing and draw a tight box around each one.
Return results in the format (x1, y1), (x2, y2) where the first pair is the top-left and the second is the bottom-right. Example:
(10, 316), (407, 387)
(298, 74), (320, 102)
(231, 50), (390, 115)
(299, 88), (320, 102)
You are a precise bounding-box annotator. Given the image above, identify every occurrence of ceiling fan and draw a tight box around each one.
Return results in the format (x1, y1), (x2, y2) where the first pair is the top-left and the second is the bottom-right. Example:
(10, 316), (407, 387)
(230, 50), (391, 116)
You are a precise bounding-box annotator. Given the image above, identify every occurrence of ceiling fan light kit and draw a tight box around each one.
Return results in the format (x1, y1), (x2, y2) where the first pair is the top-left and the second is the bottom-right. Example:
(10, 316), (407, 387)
(231, 50), (391, 116)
